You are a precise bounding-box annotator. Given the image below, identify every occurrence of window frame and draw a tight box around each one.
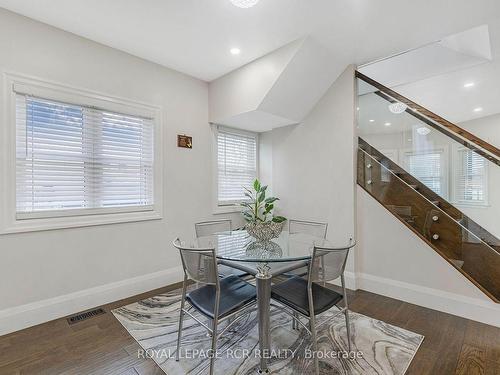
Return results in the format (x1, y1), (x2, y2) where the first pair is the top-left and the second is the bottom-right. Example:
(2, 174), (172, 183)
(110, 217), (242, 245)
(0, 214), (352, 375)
(401, 147), (449, 200)
(212, 124), (259, 214)
(1, 72), (163, 234)
(451, 145), (489, 208)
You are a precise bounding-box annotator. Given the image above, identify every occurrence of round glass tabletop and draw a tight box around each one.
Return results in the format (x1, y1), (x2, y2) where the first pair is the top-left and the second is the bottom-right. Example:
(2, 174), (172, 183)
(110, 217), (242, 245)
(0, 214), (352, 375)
(193, 230), (333, 263)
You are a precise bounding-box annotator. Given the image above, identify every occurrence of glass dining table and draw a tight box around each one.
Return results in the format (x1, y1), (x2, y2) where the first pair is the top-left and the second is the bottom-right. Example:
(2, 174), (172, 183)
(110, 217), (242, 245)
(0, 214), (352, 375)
(191, 230), (333, 374)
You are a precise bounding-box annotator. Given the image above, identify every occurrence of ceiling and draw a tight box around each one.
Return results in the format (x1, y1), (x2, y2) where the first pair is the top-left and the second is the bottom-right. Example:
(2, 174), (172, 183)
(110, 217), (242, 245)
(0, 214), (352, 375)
(359, 20), (500, 125)
(393, 54), (500, 124)
(0, 0), (499, 82)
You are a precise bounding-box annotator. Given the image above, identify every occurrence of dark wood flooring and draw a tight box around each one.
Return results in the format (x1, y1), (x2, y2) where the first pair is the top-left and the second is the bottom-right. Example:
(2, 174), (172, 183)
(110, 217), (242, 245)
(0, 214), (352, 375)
(0, 284), (499, 375)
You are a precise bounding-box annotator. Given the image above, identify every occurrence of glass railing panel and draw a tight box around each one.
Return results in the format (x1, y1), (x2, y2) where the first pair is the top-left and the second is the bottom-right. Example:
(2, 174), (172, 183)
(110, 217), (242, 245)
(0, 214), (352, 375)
(358, 148), (500, 302)
(357, 77), (500, 241)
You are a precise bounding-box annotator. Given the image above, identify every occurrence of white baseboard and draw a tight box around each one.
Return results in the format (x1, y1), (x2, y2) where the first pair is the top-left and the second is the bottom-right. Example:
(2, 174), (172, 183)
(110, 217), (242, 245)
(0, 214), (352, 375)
(330, 271), (358, 290)
(352, 272), (500, 328)
(0, 267), (183, 336)
(2, 267), (498, 337)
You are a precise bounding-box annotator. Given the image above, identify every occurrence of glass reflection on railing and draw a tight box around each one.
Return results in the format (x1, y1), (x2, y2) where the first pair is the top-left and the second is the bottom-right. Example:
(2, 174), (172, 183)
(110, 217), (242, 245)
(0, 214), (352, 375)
(357, 77), (500, 242)
(357, 148), (500, 301)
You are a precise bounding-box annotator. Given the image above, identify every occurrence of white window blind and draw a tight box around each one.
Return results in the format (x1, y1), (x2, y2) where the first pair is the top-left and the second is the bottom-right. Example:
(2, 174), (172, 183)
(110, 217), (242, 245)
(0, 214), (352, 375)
(216, 127), (257, 205)
(16, 94), (154, 217)
(404, 150), (444, 196)
(455, 148), (487, 204)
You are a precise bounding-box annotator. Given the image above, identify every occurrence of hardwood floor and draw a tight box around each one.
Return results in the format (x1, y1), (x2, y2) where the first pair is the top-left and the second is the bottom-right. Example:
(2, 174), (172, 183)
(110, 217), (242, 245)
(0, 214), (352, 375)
(0, 285), (498, 375)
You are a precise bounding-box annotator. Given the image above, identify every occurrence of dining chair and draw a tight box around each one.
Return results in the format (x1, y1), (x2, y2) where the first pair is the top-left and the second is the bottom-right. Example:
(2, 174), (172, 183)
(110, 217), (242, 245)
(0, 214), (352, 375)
(286, 219), (329, 332)
(270, 239), (356, 375)
(194, 219), (248, 278)
(194, 219), (232, 238)
(173, 239), (257, 375)
(289, 219), (328, 238)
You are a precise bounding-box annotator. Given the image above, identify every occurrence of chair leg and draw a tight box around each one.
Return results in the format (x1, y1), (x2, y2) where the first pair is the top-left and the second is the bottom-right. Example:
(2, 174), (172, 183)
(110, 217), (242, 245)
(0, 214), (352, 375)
(209, 316), (219, 375)
(309, 314), (319, 375)
(176, 281), (187, 361)
(206, 318), (213, 337)
(344, 308), (352, 353)
(321, 256), (326, 287)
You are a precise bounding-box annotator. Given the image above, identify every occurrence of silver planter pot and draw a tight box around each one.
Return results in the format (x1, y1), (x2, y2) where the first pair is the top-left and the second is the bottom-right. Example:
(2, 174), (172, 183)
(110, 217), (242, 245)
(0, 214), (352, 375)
(246, 221), (285, 242)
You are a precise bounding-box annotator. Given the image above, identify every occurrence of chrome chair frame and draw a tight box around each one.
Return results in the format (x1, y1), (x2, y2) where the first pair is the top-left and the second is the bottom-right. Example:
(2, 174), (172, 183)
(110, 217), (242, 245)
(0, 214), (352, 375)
(173, 239), (256, 375)
(271, 240), (356, 375)
(288, 219), (328, 329)
(194, 219), (252, 280)
(288, 219), (328, 238)
(194, 219), (232, 238)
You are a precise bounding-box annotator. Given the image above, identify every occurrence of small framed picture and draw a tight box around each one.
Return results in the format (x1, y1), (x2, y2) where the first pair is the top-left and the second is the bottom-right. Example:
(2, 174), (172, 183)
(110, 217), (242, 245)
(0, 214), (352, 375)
(177, 134), (192, 149)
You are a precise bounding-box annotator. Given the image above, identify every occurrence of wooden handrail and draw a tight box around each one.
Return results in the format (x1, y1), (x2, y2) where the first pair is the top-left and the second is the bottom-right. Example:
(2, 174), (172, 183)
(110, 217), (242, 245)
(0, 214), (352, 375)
(355, 71), (500, 166)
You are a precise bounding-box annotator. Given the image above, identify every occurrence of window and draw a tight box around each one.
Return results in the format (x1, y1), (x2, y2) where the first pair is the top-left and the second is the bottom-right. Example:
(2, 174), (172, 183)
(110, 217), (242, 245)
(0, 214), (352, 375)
(2, 74), (162, 233)
(16, 95), (154, 218)
(215, 126), (258, 206)
(404, 149), (446, 197)
(454, 148), (488, 205)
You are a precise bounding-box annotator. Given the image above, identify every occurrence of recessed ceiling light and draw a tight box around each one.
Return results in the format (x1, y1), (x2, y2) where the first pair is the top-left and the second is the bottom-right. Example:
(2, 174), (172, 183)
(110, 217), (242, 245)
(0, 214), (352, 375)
(230, 0), (260, 8)
(416, 127), (431, 135)
(384, 122), (391, 127)
(230, 48), (241, 55)
(473, 107), (483, 112)
(463, 82), (475, 88)
(356, 107), (360, 111)
(369, 119), (375, 122)
(388, 102), (408, 114)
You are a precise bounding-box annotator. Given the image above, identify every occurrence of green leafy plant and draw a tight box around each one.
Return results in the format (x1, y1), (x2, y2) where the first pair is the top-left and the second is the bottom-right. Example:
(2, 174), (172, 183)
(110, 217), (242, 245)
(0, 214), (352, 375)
(240, 179), (287, 224)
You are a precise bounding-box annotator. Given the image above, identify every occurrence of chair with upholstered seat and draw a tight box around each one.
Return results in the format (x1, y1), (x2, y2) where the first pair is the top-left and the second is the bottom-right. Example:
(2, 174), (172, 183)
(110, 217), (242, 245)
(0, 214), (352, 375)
(285, 220), (328, 279)
(270, 239), (356, 375)
(284, 219), (329, 331)
(289, 219), (328, 238)
(173, 238), (256, 375)
(194, 219), (248, 278)
(194, 219), (232, 238)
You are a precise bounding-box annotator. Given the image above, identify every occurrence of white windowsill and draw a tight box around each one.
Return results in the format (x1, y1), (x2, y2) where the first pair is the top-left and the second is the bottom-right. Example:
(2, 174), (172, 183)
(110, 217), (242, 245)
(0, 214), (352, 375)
(454, 202), (490, 209)
(16, 205), (155, 220)
(1, 209), (162, 234)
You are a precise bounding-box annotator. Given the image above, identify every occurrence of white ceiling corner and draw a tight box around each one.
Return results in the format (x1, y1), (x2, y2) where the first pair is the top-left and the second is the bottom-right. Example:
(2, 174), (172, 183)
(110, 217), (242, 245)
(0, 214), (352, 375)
(439, 24), (492, 61)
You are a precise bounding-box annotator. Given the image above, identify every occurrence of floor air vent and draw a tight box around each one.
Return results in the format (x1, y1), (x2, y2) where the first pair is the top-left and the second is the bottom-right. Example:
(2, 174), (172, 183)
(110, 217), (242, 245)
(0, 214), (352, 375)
(67, 308), (105, 324)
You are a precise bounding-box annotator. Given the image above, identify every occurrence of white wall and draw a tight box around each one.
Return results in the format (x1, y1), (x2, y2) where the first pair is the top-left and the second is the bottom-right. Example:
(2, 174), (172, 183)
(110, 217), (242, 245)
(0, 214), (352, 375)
(261, 65), (358, 285)
(460, 112), (500, 149)
(258, 131), (274, 195)
(0, 8), (241, 335)
(208, 37), (341, 133)
(356, 187), (500, 326)
(208, 39), (301, 127)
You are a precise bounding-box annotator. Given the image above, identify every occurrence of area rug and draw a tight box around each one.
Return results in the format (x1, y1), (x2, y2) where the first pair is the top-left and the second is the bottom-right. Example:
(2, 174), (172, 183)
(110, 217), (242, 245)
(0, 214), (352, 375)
(112, 288), (424, 375)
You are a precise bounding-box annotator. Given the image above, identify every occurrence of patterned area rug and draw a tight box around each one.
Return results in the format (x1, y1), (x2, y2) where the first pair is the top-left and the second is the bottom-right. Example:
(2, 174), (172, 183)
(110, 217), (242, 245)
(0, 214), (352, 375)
(112, 288), (424, 375)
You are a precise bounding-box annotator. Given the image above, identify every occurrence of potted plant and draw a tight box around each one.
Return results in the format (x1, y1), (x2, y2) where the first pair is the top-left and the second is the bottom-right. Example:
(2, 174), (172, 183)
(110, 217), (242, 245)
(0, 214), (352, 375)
(240, 179), (287, 242)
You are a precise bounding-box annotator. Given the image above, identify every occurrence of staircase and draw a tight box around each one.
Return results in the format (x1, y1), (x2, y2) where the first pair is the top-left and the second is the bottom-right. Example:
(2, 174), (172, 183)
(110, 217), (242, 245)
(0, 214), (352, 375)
(356, 71), (500, 302)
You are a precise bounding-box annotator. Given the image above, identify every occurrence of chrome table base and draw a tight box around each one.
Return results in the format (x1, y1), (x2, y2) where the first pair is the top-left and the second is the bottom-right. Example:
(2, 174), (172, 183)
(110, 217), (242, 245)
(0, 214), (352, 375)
(256, 263), (272, 373)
